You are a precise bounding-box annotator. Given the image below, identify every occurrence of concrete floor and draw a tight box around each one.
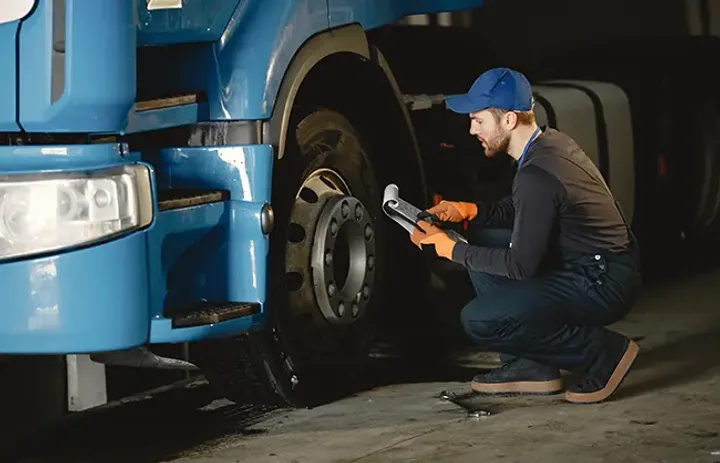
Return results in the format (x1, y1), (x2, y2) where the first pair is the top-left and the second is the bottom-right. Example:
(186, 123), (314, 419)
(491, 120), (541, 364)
(4, 268), (720, 463)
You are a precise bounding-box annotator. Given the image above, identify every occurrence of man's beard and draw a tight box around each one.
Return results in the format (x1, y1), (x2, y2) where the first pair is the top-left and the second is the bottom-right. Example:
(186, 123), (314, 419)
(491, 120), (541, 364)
(480, 128), (511, 158)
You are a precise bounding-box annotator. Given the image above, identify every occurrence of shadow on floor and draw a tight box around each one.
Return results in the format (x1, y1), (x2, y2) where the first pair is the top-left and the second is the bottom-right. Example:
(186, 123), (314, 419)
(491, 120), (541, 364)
(615, 325), (720, 401)
(0, 381), (278, 463)
(0, 350), (486, 463)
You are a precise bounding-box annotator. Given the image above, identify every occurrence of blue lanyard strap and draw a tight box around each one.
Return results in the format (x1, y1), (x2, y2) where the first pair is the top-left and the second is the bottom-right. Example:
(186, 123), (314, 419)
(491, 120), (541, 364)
(518, 127), (542, 167)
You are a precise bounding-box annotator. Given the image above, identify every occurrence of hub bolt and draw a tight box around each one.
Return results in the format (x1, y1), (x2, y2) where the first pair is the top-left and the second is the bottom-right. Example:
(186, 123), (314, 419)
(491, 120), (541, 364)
(365, 225), (373, 241)
(362, 285), (370, 299)
(328, 283), (336, 297)
(325, 251), (333, 266)
(338, 303), (346, 317)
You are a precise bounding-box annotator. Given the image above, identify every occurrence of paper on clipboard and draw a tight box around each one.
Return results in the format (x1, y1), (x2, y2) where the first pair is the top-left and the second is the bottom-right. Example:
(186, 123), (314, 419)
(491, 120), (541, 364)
(382, 184), (425, 234)
(382, 183), (468, 243)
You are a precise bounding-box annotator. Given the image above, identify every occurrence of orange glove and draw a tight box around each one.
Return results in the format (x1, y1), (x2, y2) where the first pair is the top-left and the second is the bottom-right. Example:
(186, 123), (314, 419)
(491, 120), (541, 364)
(410, 220), (456, 260)
(426, 200), (478, 223)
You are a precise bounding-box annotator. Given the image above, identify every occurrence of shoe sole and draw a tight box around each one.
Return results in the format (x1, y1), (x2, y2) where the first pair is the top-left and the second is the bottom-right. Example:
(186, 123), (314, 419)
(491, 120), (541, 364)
(565, 339), (640, 404)
(471, 378), (563, 395)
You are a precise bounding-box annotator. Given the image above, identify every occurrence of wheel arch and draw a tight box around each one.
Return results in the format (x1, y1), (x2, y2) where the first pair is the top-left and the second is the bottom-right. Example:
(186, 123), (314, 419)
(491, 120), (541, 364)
(262, 23), (427, 205)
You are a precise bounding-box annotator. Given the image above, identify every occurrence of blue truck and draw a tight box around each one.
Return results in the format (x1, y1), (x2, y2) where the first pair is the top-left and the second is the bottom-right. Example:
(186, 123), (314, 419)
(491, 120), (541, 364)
(0, 0), (492, 408)
(5, 0), (720, 416)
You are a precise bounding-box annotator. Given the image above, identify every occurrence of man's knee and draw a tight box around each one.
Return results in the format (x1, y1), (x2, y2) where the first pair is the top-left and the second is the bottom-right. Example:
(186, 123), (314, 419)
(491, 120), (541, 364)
(460, 297), (528, 345)
(467, 269), (509, 298)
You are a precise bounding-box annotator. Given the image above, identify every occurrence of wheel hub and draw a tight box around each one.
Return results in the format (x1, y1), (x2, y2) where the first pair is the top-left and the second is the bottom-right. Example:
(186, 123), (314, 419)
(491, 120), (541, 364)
(311, 195), (375, 324)
(284, 168), (376, 327)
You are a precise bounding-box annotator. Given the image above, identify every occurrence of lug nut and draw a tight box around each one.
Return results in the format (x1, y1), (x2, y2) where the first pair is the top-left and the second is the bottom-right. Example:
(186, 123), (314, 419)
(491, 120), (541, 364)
(355, 204), (363, 221)
(367, 255), (375, 270)
(364, 225), (373, 241)
(325, 251), (333, 266)
(330, 219), (338, 235)
(362, 285), (370, 299)
(352, 303), (360, 317)
(342, 202), (350, 218)
(338, 303), (346, 316)
(328, 283), (336, 297)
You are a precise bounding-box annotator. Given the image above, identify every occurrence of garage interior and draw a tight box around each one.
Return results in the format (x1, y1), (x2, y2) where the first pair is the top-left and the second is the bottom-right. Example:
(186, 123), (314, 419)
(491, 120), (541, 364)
(1, 0), (720, 461)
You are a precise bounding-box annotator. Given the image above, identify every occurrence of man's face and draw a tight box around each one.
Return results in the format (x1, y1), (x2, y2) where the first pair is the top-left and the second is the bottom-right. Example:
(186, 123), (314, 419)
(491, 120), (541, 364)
(469, 109), (511, 157)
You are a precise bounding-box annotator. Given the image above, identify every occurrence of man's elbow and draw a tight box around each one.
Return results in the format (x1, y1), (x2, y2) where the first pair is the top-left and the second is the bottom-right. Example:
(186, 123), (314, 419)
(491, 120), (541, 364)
(506, 259), (537, 281)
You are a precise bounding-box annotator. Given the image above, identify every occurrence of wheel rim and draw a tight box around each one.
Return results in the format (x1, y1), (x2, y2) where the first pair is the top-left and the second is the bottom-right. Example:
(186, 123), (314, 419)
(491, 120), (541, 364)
(312, 194), (374, 323)
(285, 168), (376, 329)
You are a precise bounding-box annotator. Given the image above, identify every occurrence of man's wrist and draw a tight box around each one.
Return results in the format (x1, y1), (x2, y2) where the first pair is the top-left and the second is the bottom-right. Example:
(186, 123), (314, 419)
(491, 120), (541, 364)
(437, 238), (456, 260)
(458, 202), (479, 221)
(450, 240), (469, 262)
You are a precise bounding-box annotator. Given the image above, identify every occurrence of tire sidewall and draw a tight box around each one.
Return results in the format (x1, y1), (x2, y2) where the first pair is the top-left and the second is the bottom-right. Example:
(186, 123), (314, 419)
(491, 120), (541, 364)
(262, 107), (387, 403)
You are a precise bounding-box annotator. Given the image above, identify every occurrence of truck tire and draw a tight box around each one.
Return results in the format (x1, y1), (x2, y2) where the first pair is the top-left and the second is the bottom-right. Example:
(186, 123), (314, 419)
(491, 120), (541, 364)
(196, 108), (385, 407)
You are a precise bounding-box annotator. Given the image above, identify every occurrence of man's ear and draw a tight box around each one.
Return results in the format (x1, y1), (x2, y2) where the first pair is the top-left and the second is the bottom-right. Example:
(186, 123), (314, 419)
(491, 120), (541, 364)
(505, 111), (518, 129)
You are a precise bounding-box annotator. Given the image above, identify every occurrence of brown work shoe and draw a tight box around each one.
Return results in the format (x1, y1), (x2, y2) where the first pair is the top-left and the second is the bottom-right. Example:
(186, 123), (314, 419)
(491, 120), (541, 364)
(471, 357), (563, 395)
(565, 338), (640, 404)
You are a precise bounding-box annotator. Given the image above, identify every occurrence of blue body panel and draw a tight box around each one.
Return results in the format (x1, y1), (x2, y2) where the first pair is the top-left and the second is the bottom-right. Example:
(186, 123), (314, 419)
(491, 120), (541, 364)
(137, 0), (241, 46)
(144, 144), (273, 344)
(0, 143), (273, 353)
(0, 21), (20, 132)
(18, 0), (136, 133)
(0, 143), (129, 174)
(148, 201), (268, 344)
(0, 232), (151, 353)
(6, 0), (485, 133)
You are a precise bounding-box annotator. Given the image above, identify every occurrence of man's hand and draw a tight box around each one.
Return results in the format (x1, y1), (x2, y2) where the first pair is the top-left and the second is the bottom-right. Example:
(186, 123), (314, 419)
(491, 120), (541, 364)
(410, 220), (456, 260)
(426, 200), (478, 223)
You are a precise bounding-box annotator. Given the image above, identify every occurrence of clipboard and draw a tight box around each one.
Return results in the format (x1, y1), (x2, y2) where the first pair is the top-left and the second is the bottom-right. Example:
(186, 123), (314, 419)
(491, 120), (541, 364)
(382, 184), (468, 244)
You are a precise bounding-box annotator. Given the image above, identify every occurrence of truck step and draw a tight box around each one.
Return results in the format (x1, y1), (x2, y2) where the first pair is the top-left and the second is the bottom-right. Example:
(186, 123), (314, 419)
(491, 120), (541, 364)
(157, 189), (229, 211)
(170, 302), (260, 328)
(90, 346), (198, 370)
(135, 93), (200, 112)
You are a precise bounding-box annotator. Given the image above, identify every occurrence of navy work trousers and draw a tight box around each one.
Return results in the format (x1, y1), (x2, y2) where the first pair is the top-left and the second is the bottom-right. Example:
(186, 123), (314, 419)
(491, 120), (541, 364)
(460, 227), (642, 376)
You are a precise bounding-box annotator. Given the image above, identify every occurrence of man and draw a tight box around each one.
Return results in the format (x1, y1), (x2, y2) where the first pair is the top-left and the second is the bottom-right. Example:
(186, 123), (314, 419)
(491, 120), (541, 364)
(410, 67), (641, 404)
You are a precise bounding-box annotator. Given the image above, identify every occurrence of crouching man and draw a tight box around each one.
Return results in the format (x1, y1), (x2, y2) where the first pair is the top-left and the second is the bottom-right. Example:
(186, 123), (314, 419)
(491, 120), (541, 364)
(410, 67), (641, 404)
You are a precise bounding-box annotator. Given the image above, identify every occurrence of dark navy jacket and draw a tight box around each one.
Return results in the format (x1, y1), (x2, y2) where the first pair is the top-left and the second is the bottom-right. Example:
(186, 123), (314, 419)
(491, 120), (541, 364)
(451, 127), (630, 280)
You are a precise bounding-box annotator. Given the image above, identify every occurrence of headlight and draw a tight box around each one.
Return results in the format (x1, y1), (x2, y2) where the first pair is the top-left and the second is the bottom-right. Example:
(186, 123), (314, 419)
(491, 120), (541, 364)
(0, 165), (153, 260)
(0, 0), (36, 25)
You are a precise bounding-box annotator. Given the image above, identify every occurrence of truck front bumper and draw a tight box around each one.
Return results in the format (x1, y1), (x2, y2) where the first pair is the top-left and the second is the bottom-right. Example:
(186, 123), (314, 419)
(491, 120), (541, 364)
(0, 142), (273, 353)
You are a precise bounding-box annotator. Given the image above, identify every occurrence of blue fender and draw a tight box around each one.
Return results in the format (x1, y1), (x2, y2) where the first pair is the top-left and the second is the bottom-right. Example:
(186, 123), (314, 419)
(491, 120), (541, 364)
(138, 0), (486, 124)
(207, 0), (330, 121)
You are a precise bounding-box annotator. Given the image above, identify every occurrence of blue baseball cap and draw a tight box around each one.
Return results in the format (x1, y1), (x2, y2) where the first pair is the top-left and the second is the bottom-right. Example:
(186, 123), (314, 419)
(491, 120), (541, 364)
(445, 67), (533, 114)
